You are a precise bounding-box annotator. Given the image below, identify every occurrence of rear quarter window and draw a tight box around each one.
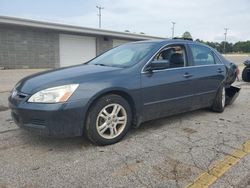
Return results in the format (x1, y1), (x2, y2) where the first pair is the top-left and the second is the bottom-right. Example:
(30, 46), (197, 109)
(213, 52), (223, 64)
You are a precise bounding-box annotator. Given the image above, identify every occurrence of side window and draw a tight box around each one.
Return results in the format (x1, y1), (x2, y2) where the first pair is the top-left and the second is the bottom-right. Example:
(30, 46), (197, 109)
(153, 45), (186, 69)
(190, 45), (215, 66)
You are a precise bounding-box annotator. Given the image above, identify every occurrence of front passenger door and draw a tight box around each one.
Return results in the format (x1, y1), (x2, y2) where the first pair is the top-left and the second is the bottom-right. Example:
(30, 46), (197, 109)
(141, 44), (196, 122)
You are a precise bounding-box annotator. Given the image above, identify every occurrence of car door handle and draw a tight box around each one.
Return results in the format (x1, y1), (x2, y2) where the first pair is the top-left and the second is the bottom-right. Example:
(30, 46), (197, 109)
(217, 68), (224, 73)
(183, 73), (193, 78)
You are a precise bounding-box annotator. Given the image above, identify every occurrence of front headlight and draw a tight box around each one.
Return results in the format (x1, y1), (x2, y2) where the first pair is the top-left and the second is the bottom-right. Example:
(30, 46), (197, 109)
(28, 84), (79, 103)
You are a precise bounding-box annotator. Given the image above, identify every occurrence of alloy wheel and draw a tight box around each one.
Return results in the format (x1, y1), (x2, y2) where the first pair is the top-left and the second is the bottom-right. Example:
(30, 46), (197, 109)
(96, 103), (127, 139)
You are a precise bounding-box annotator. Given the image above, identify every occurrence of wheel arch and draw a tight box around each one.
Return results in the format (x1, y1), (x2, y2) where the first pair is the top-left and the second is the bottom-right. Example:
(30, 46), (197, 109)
(84, 88), (138, 128)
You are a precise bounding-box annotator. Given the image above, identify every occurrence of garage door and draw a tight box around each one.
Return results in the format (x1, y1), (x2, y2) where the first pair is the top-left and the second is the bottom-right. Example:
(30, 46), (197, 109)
(113, 39), (130, 47)
(59, 34), (96, 67)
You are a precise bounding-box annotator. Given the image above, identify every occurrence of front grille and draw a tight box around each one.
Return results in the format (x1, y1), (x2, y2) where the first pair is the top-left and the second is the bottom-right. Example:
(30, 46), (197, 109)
(17, 93), (27, 99)
(11, 90), (29, 101)
(15, 92), (28, 100)
(29, 119), (46, 126)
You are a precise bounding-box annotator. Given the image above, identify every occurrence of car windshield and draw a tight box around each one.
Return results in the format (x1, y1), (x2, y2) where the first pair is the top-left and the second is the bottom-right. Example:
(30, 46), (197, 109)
(88, 42), (157, 68)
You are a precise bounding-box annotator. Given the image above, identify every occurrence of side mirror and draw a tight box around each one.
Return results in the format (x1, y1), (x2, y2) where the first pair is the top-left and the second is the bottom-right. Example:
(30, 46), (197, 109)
(145, 60), (169, 72)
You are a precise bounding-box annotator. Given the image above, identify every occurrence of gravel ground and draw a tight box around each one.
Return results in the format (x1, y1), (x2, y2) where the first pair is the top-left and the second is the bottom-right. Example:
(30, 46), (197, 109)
(0, 61), (250, 187)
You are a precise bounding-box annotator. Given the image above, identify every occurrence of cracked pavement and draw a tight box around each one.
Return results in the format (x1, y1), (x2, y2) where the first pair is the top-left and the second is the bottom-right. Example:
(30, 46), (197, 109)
(0, 69), (250, 188)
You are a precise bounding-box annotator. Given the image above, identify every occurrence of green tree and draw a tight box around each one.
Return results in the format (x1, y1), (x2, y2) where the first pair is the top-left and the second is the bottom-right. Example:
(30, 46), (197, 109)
(195, 39), (234, 53)
(233, 41), (250, 53)
(221, 42), (233, 53)
(195, 39), (250, 53)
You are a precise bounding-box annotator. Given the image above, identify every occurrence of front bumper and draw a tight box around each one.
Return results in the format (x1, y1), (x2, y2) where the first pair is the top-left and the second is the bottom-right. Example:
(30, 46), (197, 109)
(8, 92), (88, 137)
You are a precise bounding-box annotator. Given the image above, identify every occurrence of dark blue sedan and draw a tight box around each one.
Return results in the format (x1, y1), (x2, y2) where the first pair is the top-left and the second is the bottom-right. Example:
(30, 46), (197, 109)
(9, 39), (238, 145)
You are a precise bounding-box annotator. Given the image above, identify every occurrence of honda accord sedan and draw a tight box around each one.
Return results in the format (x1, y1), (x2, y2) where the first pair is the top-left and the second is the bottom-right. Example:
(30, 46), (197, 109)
(9, 39), (239, 145)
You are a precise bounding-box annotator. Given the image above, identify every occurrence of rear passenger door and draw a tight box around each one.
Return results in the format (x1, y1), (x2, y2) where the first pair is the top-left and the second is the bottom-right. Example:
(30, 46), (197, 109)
(186, 44), (226, 107)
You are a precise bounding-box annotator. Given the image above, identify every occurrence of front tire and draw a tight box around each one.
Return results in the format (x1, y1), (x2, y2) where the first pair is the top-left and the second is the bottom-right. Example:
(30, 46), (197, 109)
(211, 85), (226, 113)
(85, 94), (132, 145)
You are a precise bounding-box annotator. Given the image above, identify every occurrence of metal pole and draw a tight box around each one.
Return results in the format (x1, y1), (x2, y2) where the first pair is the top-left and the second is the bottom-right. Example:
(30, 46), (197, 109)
(224, 28), (229, 53)
(96, 6), (104, 28)
(171, 22), (176, 38)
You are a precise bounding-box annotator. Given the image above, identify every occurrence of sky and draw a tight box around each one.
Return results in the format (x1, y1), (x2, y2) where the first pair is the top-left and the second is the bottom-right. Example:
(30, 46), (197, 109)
(0, 0), (249, 43)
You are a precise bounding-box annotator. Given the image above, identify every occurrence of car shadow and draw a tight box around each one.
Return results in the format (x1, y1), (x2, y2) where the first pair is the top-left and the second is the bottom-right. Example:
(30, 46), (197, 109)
(129, 108), (210, 136)
(20, 131), (94, 151)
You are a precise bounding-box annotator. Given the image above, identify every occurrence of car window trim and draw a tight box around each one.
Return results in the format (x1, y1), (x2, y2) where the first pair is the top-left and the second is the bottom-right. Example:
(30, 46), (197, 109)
(212, 50), (223, 64)
(142, 64), (223, 74)
(141, 42), (188, 73)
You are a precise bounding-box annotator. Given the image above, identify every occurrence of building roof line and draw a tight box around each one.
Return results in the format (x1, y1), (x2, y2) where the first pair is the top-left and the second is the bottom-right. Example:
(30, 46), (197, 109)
(0, 15), (165, 40)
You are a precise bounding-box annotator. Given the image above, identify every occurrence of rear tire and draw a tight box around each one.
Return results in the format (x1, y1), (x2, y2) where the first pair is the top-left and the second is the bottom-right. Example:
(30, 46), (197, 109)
(242, 67), (250, 82)
(211, 85), (226, 113)
(85, 94), (132, 146)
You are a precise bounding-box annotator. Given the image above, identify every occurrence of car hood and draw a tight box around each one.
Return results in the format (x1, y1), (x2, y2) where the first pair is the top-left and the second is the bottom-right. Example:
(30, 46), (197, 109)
(16, 64), (122, 94)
